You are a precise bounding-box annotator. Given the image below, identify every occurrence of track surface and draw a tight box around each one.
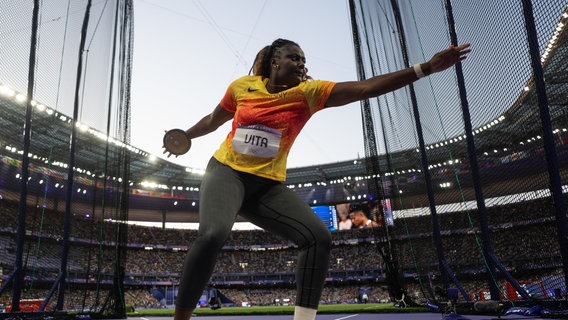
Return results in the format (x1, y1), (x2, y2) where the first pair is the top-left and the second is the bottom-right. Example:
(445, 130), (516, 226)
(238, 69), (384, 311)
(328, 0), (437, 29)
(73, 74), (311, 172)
(128, 313), (550, 320)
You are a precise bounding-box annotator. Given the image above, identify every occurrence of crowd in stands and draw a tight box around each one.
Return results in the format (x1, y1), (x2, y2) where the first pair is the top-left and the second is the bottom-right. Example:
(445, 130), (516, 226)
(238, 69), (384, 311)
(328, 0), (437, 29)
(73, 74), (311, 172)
(0, 194), (566, 309)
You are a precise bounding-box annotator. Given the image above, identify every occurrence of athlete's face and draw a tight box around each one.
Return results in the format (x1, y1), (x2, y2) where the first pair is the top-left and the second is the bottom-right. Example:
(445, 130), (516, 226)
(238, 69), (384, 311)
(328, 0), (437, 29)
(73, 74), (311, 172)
(271, 45), (307, 88)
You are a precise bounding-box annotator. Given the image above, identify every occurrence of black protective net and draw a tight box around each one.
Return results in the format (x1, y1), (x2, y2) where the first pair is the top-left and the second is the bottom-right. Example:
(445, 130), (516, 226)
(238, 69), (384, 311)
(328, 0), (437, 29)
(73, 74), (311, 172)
(350, 0), (568, 307)
(2, 0), (568, 317)
(0, 0), (133, 317)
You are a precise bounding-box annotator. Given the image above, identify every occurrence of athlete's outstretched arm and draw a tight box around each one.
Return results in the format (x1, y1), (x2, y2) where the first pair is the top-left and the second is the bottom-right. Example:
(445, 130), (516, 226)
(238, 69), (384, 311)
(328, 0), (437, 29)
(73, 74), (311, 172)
(185, 104), (234, 139)
(325, 43), (471, 107)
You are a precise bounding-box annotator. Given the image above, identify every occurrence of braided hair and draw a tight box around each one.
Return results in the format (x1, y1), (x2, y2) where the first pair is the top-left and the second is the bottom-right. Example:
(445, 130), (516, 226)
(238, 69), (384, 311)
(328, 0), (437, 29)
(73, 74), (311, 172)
(249, 38), (303, 79)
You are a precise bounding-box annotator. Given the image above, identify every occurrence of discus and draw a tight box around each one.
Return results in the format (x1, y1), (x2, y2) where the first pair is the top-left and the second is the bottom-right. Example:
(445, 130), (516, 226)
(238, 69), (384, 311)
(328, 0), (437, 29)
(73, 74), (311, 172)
(162, 129), (191, 157)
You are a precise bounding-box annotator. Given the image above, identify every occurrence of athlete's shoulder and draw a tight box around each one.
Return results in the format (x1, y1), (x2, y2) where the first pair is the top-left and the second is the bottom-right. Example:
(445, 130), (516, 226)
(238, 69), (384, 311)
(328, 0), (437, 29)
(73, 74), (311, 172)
(230, 75), (261, 86)
(298, 79), (336, 91)
(227, 75), (262, 93)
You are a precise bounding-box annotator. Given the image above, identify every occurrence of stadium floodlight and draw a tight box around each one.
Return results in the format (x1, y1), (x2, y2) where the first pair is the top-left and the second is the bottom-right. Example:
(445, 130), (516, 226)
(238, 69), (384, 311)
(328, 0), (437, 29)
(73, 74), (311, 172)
(0, 84), (15, 97)
(15, 93), (26, 103)
(185, 167), (205, 175)
(76, 122), (90, 132)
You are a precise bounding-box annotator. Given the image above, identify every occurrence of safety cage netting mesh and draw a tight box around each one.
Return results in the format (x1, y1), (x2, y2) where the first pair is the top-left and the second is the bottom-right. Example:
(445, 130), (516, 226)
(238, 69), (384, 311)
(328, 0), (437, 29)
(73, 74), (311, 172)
(0, 0), (133, 317)
(349, 0), (568, 306)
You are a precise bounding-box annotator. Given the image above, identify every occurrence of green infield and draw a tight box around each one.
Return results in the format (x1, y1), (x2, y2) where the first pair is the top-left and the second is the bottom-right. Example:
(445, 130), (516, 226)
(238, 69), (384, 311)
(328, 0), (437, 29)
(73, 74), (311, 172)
(127, 303), (428, 317)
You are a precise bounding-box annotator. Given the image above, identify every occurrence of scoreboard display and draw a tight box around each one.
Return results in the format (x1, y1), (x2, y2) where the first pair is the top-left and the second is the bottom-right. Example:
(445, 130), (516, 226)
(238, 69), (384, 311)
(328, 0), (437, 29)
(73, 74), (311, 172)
(311, 205), (338, 231)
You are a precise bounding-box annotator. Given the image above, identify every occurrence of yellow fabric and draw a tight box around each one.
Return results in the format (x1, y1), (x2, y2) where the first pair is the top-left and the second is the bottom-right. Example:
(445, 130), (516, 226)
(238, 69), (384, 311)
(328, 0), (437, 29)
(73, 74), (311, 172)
(213, 75), (336, 181)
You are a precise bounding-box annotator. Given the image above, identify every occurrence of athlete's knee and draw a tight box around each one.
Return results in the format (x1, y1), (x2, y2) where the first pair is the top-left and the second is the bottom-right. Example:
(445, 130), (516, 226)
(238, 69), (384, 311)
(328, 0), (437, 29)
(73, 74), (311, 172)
(299, 228), (332, 253)
(195, 226), (231, 249)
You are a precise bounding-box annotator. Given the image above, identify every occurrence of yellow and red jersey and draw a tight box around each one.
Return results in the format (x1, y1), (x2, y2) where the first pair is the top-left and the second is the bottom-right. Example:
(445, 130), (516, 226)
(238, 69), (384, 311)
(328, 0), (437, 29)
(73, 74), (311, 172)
(213, 75), (336, 181)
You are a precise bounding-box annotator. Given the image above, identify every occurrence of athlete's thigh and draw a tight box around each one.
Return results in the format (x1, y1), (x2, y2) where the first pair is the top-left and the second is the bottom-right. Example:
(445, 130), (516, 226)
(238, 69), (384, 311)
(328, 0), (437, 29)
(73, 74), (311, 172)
(198, 158), (245, 231)
(240, 183), (329, 244)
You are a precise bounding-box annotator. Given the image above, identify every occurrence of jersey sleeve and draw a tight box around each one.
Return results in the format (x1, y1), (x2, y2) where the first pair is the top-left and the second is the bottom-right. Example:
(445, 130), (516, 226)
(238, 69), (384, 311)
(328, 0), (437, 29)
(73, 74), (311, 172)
(219, 82), (237, 112)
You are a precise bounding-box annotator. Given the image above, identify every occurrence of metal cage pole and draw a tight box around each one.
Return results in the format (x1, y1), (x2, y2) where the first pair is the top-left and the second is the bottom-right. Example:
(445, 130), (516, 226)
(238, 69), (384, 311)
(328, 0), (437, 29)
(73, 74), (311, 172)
(348, 0), (409, 304)
(520, 0), (568, 291)
(2, 0), (41, 314)
(443, 0), (530, 301)
(388, 0), (469, 301)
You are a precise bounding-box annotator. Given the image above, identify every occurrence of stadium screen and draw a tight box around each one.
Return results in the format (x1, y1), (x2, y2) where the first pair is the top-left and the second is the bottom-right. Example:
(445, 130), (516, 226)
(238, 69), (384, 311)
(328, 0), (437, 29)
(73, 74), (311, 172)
(311, 199), (394, 231)
(311, 205), (338, 231)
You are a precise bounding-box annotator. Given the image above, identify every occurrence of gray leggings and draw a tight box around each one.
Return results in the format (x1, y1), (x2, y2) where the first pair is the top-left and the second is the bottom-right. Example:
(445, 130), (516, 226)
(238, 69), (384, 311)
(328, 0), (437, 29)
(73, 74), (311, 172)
(175, 157), (332, 309)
